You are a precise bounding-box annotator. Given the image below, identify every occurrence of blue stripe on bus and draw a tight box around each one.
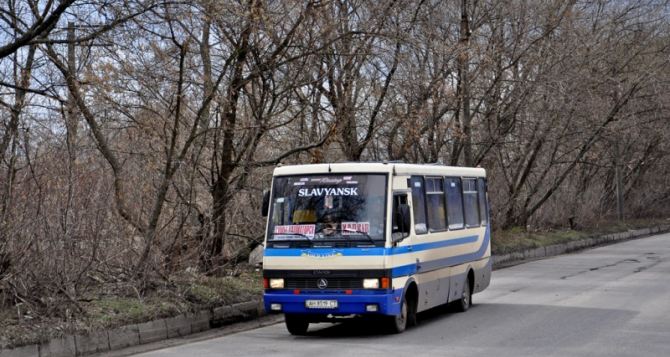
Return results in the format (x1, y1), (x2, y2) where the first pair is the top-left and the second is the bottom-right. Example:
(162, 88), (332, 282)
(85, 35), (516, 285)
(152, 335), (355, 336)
(264, 227), (491, 279)
(264, 234), (480, 257)
(390, 263), (418, 277)
(392, 227), (490, 277)
(389, 235), (479, 254)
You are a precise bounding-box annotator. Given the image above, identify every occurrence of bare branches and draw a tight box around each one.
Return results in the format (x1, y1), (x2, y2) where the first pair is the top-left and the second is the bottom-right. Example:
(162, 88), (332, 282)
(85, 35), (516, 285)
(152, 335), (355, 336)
(0, 0), (75, 59)
(1, 1), (670, 322)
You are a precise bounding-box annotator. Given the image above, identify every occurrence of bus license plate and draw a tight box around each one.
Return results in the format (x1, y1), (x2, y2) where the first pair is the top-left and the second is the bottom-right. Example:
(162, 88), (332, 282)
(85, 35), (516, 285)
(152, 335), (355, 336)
(305, 300), (338, 309)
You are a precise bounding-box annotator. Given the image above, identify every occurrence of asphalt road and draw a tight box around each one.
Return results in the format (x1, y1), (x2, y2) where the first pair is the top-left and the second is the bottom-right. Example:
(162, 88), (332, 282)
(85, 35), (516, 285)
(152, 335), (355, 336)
(133, 233), (670, 357)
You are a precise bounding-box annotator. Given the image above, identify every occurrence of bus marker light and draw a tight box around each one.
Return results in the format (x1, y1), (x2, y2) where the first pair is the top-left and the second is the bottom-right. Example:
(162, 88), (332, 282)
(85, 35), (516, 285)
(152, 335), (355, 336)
(381, 277), (390, 289)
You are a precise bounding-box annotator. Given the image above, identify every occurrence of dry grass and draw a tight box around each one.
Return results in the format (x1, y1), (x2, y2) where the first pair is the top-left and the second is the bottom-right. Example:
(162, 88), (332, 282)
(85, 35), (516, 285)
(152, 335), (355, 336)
(492, 218), (670, 255)
(0, 267), (262, 349)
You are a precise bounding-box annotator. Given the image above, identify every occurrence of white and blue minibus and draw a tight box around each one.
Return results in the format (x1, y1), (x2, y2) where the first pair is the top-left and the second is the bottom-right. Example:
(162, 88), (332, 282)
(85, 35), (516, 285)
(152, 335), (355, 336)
(261, 163), (491, 334)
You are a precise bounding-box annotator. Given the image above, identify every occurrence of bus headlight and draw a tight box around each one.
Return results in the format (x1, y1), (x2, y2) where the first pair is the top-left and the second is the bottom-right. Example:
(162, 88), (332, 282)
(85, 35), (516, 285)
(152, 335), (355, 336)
(269, 278), (285, 289)
(363, 278), (380, 289)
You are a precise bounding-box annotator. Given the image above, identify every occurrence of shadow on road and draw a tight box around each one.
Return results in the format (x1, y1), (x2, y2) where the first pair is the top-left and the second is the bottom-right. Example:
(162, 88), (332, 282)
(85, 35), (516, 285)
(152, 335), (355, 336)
(298, 303), (465, 338)
(294, 302), (637, 346)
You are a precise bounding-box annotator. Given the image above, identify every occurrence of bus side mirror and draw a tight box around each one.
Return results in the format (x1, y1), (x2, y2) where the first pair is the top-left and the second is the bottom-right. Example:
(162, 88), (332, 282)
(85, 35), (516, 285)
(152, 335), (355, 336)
(261, 190), (270, 217)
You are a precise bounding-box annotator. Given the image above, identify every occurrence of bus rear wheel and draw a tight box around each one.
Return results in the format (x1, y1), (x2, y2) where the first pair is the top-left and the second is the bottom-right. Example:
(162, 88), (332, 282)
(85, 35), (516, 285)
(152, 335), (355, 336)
(285, 314), (309, 335)
(454, 277), (472, 312)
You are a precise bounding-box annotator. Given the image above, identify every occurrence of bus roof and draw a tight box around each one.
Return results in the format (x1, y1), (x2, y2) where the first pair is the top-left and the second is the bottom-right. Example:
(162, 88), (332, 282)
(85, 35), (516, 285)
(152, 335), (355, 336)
(273, 162), (486, 178)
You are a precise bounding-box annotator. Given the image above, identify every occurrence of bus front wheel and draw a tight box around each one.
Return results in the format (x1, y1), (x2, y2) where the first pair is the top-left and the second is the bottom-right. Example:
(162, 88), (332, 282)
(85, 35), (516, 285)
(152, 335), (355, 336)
(388, 293), (414, 333)
(285, 314), (309, 335)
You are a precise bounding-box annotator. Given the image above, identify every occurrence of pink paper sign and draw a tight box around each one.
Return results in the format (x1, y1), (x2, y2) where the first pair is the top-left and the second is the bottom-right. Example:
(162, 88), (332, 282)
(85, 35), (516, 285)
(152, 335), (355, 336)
(341, 222), (370, 235)
(273, 224), (316, 238)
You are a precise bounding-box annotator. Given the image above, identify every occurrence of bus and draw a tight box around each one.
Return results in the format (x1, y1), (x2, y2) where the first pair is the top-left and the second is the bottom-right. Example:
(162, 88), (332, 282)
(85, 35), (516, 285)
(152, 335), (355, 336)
(261, 162), (491, 334)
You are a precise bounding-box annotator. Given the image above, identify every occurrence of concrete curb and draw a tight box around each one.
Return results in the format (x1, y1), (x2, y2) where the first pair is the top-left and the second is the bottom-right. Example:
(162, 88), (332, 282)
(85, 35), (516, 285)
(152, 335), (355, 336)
(492, 224), (670, 269)
(0, 300), (264, 357)
(2, 225), (669, 356)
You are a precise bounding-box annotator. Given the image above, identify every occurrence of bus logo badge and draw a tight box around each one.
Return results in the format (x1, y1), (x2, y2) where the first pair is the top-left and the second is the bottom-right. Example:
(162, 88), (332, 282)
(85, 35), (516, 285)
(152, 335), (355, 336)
(317, 278), (328, 289)
(301, 250), (343, 259)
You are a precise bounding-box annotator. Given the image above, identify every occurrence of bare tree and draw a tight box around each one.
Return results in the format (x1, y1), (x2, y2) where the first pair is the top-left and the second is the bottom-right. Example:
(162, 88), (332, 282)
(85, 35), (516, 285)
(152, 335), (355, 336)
(0, 0), (75, 59)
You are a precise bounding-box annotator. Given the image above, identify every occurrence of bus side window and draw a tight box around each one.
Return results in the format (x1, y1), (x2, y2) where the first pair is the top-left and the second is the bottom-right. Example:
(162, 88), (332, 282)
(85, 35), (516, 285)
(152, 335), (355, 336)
(425, 177), (447, 232)
(445, 177), (464, 230)
(477, 178), (489, 226)
(463, 178), (480, 228)
(409, 176), (428, 234)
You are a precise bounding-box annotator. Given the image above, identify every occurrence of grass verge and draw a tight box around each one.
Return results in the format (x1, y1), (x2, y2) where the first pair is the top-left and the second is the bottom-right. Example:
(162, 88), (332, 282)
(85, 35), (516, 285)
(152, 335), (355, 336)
(0, 268), (262, 349)
(492, 218), (669, 255)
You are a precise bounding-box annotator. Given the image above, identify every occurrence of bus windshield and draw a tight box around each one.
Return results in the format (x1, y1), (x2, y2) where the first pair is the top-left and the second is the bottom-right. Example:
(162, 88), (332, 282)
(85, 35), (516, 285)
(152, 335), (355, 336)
(267, 174), (387, 242)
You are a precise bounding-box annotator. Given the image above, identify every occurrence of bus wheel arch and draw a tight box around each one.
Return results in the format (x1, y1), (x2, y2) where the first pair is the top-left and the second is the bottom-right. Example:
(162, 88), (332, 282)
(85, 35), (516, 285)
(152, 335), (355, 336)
(467, 268), (475, 306)
(405, 281), (418, 327)
(388, 280), (418, 333)
(455, 269), (475, 312)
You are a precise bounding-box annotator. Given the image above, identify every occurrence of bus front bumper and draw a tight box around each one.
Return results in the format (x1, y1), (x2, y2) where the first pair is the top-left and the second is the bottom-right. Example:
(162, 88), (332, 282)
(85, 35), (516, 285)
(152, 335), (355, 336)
(263, 289), (404, 316)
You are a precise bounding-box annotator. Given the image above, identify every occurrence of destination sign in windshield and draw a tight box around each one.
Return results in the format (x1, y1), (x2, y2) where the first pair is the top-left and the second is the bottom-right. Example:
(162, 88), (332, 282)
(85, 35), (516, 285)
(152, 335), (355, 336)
(267, 174), (387, 242)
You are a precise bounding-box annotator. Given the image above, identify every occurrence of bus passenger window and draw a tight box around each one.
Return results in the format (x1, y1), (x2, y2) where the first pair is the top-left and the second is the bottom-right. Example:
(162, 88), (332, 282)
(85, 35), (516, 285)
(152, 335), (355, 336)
(478, 178), (489, 226)
(410, 176), (428, 234)
(463, 178), (480, 228)
(425, 177), (447, 231)
(445, 177), (464, 229)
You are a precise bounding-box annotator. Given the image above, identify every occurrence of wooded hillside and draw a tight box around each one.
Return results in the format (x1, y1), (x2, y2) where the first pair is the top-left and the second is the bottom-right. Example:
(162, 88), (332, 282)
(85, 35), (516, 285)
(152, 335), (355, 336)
(1, 0), (669, 318)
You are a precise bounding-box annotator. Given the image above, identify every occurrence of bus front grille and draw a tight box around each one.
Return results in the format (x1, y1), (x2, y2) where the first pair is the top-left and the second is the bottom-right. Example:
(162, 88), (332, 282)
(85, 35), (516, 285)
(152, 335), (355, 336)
(285, 278), (363, 289)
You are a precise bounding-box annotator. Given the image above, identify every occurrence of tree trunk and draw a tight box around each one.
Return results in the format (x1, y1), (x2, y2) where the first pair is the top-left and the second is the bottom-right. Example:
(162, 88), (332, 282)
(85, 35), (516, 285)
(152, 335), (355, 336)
(207, 13), (252, 268)
(459, 0), (473, 166)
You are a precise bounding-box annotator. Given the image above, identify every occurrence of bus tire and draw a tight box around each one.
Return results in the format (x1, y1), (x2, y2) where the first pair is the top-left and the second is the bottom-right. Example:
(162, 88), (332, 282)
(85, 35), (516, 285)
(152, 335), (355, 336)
(285, 314), (309, 335)
(455, 276), (472, 312)
(388, 293), (412, 333)
(407, 293), (418, 327)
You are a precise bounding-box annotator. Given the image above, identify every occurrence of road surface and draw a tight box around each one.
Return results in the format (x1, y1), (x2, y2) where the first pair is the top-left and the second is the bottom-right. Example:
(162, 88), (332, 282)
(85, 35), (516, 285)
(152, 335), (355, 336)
(132, 232), (670, 357)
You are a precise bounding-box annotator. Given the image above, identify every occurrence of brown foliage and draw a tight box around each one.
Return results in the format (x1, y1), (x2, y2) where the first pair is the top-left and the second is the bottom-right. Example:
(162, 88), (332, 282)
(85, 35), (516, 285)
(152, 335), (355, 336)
(0, 0), (669, 321)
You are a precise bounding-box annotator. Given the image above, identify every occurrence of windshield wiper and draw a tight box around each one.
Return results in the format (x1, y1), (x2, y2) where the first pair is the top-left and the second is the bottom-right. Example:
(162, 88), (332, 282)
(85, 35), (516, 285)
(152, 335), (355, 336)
(342, 228), (377, 245)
